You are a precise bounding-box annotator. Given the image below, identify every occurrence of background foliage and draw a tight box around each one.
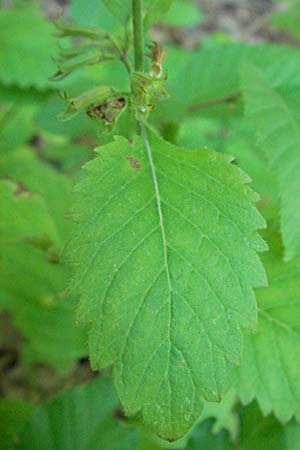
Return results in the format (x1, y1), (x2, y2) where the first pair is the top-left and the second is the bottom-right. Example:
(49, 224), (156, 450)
(1, 0), (300, 448)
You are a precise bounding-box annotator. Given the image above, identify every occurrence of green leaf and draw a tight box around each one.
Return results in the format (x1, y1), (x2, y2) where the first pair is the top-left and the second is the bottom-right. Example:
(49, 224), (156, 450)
(161, 1), (202, 27)
(271, 1), (300, 41)
(224, 121), (280, 221)
(200, 390), (238, 439)
(0, 399), (34, 450)
(0, 152), (86, 370)
(176, 117), (223, 150)
(239, 402), (300, 450)
(236, 227), (300, 423)
(153, 42), (300, 124)
(0, 180), (59, 244)
(71, 0), (119, 29)
(18, 377), (138, 450)
(0, 102), (39, 151)
(0, 6), (56, 89)
(0, 242), (86, 371)
(186, 419), (234, 450)
(102, 0), (131, 25)
(0, 147), (72, 245)
(67, 129), (266, 439)
(240, 64), (300, 260)
(144, 0), (174, 28)
(102, 0), (174, 28)
(170, 43), (298, 107)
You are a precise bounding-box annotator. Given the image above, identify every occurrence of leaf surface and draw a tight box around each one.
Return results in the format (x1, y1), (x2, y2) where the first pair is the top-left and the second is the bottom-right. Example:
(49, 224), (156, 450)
(18, 377), (138, 450)
(0, 400), (34, 450)
(0, 6), (56, 89)
(237, 228), (300, 422)
(240, 64), (300, 259)
(0, 154), (86, 370)
(186, 419), (233, 450)
(200, 390), (238, 438)
(239, 402), (300, 450)
(67, 130), (266, 439)
(102, 0), (174, 28)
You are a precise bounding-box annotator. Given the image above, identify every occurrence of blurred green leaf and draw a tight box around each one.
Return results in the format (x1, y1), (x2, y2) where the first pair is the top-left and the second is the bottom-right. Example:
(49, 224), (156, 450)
(186, 419), (234, 450)
(71, 0), (120, 30)
(0, 148), (72, 244)
(161, 1), (202, 27)
(0, 399), (34, 450)
(240, 64), (300, 259)
(271, 1), (300, 41)
(237, 227), (300, 423)
(18, 377), (138, 450)
(239, 402), (300, 450)
(0, 5), (57, 89)
(0, 150), (86, 370)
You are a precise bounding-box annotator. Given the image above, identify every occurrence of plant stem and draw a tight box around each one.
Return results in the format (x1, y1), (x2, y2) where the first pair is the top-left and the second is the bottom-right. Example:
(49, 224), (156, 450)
(132, 0), (144, 72)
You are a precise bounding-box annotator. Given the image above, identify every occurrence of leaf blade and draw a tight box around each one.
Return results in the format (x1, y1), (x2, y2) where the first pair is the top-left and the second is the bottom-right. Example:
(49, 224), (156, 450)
(237, 228), (300, 422)
(67, 131), (266, 439)
(240, 64), (300, 259)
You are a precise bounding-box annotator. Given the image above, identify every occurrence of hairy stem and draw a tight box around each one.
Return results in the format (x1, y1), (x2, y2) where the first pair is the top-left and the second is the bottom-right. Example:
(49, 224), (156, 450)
(132, 0), (144, 72)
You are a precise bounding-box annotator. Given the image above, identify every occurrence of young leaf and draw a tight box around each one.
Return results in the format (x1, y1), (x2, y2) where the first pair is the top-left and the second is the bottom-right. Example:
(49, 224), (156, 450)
(240, 64), (300, 260)
(17, 377), (138, 450)
(237, 228), (300, 423)
(67, 130), (266, 439)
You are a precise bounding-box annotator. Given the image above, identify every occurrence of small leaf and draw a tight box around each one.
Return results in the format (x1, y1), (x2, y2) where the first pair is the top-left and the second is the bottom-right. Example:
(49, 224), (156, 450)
(67, 130), (266, 439)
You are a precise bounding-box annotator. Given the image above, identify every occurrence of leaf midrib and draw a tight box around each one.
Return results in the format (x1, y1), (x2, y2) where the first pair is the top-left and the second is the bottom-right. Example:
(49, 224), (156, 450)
(141, 123), (173, 427)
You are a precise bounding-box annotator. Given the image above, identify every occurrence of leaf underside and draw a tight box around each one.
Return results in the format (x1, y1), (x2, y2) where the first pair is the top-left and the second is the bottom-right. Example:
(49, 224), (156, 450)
(67, 130), (266, 439)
